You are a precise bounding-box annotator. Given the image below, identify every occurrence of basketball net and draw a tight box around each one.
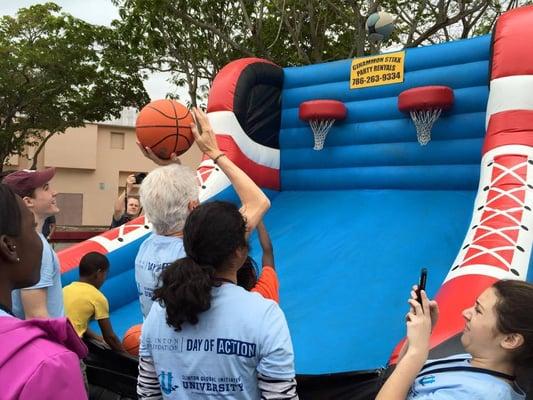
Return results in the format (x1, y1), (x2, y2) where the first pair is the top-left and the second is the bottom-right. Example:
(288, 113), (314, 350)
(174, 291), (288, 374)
(410, 108), (442, 146)
(309, 119), (336, 150)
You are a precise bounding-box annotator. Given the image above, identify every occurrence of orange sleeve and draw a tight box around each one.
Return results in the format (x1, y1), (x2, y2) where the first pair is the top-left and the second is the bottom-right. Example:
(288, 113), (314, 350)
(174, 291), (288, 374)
(251, 266), (279, 303)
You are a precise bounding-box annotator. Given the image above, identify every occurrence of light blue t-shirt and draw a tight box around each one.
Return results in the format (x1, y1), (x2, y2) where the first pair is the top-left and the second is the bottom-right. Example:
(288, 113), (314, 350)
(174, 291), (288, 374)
(140, 284), (295, 399)
(408, 354), (526, 400)
(0, 309), (13, 318)
(12, 234), (64, 319)
(135, 234), (186, 318)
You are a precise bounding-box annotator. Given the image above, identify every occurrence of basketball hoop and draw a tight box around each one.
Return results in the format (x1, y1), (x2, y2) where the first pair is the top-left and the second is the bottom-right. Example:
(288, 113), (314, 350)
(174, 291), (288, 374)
(398, 86), (454, 146)
(299, 100), (347, 150)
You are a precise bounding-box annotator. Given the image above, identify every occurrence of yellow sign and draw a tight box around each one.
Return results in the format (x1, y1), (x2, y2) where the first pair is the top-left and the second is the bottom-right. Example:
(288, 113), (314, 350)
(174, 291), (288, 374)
(350, 51), (405, 89)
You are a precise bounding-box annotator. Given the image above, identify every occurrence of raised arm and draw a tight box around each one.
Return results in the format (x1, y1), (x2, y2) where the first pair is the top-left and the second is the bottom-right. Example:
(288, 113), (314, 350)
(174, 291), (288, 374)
(113, 174), (135, 220)
(191, 108), (270, 233)
(257, 221), (274, 268)
(376, 291), (433, 400)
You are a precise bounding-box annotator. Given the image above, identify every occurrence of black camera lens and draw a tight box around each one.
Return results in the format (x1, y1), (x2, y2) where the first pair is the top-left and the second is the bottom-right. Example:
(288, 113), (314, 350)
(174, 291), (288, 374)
(134, 172), (147, 184)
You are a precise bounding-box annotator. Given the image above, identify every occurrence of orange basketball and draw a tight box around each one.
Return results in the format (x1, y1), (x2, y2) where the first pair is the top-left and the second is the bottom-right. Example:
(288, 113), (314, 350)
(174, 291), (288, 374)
(122, 324), (142, 356)
(136, 99), (194, 159)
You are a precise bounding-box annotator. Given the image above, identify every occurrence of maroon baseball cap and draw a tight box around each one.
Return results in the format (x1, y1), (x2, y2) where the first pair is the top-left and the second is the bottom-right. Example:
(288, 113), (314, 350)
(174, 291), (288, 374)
(3, 168), (56, 197)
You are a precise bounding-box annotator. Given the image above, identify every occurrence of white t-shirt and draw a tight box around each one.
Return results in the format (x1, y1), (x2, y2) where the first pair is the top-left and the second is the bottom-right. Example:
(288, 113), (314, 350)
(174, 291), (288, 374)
(140, 284), (295, 399)
(135, 234), (186, 318)
(408, 354), (526, 400)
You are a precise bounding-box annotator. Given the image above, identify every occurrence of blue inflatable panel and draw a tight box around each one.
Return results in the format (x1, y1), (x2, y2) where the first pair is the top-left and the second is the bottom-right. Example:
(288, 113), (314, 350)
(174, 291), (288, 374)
(247, 189), (476, 373)
(280, 36), (491, 192)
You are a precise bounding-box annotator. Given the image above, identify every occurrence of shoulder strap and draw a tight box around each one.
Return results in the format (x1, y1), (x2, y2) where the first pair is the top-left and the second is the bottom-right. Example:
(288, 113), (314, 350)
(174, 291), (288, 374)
(417, 366), (516, 381)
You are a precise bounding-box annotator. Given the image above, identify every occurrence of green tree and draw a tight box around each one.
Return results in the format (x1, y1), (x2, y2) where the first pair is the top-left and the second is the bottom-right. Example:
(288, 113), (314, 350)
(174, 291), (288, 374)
(114, 0), (527, 106)
(0, 3), (150, 171)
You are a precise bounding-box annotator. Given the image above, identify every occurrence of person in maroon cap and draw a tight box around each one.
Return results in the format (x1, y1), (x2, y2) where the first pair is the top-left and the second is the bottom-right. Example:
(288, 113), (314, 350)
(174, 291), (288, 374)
(3, 168), (63, 319)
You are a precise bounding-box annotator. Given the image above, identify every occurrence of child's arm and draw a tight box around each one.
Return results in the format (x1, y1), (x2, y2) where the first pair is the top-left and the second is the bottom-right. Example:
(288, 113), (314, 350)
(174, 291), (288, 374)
(97, 318), (126, 353)
(257, 221), (274, 269)
(84, 328), (104, 343)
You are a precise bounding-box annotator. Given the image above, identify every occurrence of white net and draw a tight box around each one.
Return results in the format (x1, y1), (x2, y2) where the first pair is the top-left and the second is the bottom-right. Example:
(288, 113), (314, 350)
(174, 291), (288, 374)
(309, 119), (336, 150)
(410, 108), (442, 146)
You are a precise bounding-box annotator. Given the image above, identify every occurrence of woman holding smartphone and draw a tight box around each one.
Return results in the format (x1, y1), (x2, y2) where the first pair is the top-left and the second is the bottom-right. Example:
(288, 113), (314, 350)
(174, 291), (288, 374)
(377, 280), (532, 400)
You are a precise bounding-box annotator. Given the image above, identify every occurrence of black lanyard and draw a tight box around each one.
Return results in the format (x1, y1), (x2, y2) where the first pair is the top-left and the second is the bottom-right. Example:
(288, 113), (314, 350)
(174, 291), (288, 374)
(0, 303), (15, 317)
(418, 361), (516, 382)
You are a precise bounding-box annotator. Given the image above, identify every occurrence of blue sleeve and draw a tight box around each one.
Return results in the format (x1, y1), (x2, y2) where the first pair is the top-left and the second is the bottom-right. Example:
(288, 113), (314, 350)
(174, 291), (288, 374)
(257, 303), (295, 379)
(30, 240), (56, 290)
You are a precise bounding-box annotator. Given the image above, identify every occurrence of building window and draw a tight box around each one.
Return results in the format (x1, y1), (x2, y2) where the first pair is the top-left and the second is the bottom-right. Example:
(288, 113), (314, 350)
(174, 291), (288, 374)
(110, 132), (125, 149)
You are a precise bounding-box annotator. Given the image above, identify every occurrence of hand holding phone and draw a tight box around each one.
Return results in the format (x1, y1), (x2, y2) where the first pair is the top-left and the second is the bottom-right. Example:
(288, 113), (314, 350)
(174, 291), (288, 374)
(415, 268), (428, 305)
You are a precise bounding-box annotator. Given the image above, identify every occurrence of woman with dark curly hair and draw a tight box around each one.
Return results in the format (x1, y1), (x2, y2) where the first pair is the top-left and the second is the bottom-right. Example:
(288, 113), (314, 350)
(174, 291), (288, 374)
(137, 109), (298, 400)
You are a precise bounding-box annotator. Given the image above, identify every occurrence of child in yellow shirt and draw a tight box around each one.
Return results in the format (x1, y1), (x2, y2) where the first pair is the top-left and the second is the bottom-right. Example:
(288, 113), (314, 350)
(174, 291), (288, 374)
(63, 252), (125, 353)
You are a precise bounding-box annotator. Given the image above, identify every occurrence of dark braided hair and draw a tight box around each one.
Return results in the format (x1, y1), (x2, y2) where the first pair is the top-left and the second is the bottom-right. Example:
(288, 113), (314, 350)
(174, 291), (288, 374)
(153, 201), (247, 331)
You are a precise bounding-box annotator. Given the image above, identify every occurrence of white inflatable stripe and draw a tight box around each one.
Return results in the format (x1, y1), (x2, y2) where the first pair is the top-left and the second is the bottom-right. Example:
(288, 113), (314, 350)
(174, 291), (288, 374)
(208, 111), (280, 169)
(445, 144), (533, 283)
(485, 75), (533, 128)
(89, 222), (152, 253)
(198, 168), (232, 202)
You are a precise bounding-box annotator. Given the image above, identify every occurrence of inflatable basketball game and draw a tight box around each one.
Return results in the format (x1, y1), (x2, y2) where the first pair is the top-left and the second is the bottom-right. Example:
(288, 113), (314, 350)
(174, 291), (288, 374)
(58, 6), (533, 399)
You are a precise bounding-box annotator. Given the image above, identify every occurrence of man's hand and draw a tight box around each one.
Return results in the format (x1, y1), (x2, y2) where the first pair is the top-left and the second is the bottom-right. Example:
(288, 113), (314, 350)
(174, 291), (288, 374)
(136, 141), (181, 165)
(126, 174), (136, 191)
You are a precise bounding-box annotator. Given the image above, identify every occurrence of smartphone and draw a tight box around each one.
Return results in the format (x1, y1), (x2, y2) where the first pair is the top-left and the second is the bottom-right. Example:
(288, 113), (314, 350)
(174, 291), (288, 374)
(416, 268), (428, 304)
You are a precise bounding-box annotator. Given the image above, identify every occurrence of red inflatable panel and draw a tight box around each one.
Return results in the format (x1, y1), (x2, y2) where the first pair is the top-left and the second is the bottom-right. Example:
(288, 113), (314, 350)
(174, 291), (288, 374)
(299, 100), (347, 121)
(398, 86), (454, 112)
(390, 274), (497, 363)
(491, 5), (533, 80)
(483, 110), (533, 155)
(198, 135), (280, 190)
(207, 58), (277, 113)
(58, 216), (146, 273)
(59, 240), (109, 273)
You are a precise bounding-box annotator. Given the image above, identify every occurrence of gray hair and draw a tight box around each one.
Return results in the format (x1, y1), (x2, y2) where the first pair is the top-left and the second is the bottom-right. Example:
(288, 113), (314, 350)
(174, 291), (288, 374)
(139, 164), (199, 235)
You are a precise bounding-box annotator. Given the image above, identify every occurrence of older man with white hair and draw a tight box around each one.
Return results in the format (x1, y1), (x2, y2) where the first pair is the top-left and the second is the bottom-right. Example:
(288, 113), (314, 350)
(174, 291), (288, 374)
(135, 163), (199, 318)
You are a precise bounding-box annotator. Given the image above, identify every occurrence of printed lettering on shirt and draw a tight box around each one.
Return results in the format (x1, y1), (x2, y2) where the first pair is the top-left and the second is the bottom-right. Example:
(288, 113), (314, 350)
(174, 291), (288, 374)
(181, 375), (244, 394)
(146, 337), (185, 352)
(139, 261), (173, 274)
(147, 336), (256, 358)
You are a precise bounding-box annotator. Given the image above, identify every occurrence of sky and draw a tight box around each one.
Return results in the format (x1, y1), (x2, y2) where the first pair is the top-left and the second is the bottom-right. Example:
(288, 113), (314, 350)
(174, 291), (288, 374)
(1, 0), (175, 101)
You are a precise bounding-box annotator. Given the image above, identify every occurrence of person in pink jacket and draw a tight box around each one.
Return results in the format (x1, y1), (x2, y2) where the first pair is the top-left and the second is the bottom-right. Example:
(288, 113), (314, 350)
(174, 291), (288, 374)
(0, 183), (88, 399)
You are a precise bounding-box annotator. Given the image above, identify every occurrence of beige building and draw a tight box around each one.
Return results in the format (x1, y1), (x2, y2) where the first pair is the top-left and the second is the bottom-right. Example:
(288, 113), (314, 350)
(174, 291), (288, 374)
(6, 110), (202, 226)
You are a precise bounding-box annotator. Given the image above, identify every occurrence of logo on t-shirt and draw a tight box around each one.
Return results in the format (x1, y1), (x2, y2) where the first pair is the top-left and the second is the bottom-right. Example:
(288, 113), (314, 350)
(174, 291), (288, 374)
(420, 375), (436, 386)
(159, 371), (179, 395)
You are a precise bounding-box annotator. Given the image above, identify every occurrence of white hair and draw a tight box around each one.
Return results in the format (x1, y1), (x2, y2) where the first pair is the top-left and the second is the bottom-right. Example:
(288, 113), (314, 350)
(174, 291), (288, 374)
(139, 164), (199, 235)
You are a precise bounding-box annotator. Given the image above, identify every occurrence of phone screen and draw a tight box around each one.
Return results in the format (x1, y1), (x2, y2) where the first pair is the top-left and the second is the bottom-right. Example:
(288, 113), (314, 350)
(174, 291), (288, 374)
(416, 268), (428, 304)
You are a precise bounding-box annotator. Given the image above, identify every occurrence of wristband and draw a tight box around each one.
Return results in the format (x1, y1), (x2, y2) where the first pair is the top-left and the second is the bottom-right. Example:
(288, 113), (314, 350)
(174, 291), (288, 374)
(212, 153), (226, 164)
